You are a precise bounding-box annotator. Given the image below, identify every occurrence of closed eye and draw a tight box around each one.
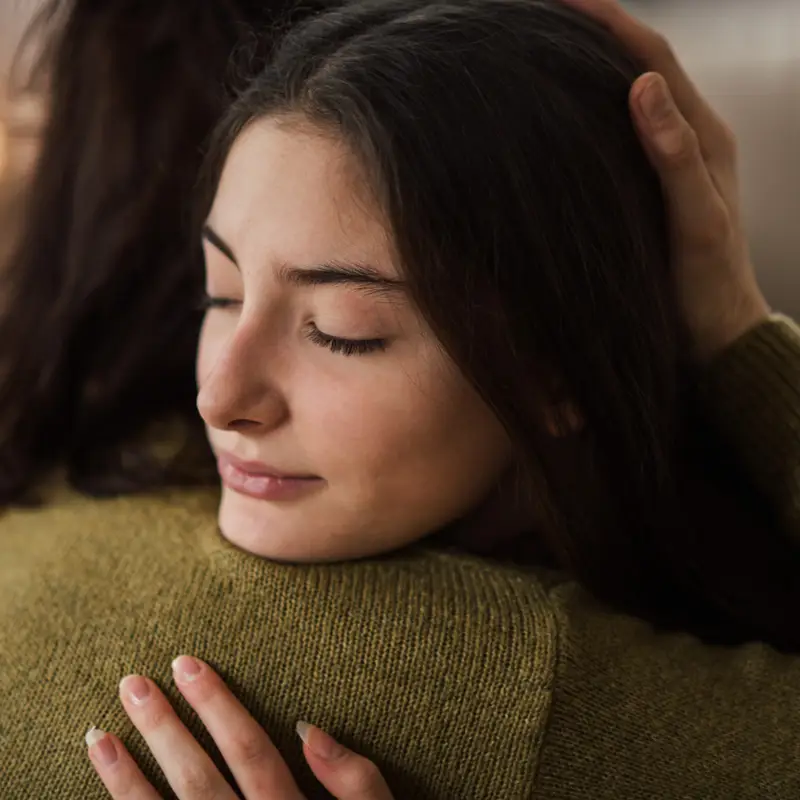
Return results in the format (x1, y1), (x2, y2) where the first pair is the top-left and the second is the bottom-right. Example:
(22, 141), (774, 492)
(200, 294), (387, 357)
(305, 324), (388, 357)
(198, 294), (240, 311)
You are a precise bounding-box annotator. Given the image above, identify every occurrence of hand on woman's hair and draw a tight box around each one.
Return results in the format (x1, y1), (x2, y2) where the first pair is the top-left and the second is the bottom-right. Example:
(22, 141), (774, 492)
(562, 0), (771, 363)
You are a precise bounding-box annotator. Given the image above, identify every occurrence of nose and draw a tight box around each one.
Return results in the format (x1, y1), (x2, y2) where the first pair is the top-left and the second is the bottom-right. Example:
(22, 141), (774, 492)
(197, 327), (288, 434)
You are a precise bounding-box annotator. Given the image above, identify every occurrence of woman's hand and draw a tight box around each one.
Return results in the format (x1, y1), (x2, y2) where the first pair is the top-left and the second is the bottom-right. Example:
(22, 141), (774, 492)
(562, 0), (771, 363)
(86, 656), (393, 799)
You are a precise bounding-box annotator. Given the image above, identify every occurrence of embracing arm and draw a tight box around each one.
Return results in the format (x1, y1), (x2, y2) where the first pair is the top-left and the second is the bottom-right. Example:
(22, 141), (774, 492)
(533, 576), (800, 800)
(569, 3), (800, 538)
(699, 315), (800, 540)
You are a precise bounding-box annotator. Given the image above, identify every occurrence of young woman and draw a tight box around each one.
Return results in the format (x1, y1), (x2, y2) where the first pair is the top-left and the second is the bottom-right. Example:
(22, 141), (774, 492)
(2, 1), (799, 798)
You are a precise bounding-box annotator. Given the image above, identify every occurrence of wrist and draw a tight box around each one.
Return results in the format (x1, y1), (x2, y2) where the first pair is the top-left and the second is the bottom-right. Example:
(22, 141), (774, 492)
(692, 288), (771, 365)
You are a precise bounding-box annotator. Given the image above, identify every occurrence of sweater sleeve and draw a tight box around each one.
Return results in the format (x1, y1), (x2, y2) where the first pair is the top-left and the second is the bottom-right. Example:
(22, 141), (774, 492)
(532, 579), (800, 800)
(697, 313), (800, 539)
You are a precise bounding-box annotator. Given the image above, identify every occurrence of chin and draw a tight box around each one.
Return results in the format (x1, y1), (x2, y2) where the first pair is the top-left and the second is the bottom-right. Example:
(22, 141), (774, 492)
(217, 487), (386, 563)
(216, 490), (315, 561)
(216, 487), (428, 563)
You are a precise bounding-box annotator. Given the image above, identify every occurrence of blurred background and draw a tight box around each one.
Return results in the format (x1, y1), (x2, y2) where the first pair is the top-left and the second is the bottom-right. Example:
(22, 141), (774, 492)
(0, 0), (798, 311)
(0, 0), (43, 181)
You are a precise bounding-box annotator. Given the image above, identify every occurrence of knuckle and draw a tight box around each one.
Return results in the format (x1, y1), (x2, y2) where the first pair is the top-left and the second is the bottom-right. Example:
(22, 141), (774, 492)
(344, 757), (385, 794)
(141, 703), (172, 733)
(649, 31), (675, 62)
(661, 124), (701, 168)
(229, 731), (273, 767)
(718, 122), (738, 158)
(690, 203), (732, 251)
(175, 764), (221, 800)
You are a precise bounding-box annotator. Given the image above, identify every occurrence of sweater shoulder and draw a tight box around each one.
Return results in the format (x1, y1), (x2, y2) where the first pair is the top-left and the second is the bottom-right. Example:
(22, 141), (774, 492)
(0, 485), (225, 606)
(0, 498), (564, 799)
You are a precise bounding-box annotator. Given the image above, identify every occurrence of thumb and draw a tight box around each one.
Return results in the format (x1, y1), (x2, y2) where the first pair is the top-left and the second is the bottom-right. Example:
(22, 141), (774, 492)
(630, 71), (730, 251)
(296, 722), (394, 800)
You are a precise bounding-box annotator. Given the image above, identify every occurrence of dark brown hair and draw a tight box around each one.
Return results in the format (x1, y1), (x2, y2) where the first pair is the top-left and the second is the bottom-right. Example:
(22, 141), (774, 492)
(3, 0), (799, 650)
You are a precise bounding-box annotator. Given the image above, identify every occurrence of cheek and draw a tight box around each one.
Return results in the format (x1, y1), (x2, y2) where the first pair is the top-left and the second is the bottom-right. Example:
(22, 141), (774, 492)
(291, 371), (402, 467)
(293, 355), (509, 490)
(405, 381), (511, 481)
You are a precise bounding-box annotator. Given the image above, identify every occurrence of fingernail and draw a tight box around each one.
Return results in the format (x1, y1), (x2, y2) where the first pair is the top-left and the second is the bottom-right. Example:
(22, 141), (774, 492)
(171, 655), (203, 683)
(640, 74), (672, 124)
(120, 675), (151, 706)
(296, 721), (347, 761)
(85, 726), (118, 766)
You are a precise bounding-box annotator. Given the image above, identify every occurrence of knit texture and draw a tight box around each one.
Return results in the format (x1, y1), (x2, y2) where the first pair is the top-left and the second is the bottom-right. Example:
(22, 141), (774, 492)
(700, 314), (800, 538)
(0, 488), (556, 799)
(1, 314), (800, 799)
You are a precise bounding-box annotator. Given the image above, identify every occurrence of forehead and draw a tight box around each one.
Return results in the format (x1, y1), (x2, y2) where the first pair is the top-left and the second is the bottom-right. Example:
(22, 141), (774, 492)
(210, 117), (396, 274)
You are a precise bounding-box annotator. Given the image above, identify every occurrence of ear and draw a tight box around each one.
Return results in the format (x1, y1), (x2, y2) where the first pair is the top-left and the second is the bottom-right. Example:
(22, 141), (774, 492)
(544, 398), (585, 437)
(525, 367), (585, 438)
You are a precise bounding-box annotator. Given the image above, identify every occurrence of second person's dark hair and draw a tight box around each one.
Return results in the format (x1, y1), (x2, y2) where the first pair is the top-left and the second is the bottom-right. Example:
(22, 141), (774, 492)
(0, 0), (334, 501)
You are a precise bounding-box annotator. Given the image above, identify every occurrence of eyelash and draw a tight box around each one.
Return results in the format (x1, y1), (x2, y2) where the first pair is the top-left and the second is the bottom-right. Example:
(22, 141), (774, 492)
(199, 294), (388, 357)
(198, 296), (238, 312)
(305, 325), (388, 357)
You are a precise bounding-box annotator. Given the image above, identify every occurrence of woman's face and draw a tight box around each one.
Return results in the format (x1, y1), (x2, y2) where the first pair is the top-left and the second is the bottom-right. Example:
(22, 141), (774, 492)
(197, 118), (514, 561)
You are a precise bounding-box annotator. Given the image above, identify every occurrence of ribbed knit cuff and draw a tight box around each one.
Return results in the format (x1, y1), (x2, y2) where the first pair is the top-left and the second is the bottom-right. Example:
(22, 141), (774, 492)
(698, 313), (800, 534)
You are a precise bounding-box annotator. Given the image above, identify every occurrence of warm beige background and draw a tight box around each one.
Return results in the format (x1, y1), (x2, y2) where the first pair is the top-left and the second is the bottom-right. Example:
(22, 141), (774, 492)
(629, 0), (800, 316)
(1, 0), (798, 311)
(0, 0), (44, 200)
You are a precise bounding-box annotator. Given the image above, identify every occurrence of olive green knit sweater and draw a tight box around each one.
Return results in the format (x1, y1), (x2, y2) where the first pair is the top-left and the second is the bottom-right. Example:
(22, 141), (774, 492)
(2, 315), (800, 800)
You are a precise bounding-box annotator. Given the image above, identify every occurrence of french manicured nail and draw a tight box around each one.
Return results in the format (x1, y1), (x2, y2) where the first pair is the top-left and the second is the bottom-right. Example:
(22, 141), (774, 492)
(120, 675), (151, 706)
(640, 74), (672, 124)
(296, 721), (347, 761)
(85, 726), (118, 766)
(172, 655), (203, 683)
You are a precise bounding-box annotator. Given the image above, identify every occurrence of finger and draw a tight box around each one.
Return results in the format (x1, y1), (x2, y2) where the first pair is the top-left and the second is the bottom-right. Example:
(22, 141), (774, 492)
(171, 656), (304, 800)
(559, 0), (728, 149)
(630, 72), (729, 250)
(85, 727), (163, 800)
(119, 674), (237, 800)
(298, 722), (394, 800)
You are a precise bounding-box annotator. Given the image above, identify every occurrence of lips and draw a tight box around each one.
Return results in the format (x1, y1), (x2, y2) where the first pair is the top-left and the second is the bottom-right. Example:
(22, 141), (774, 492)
(216, 452), (323, 502)
(216, 452), (318, 480)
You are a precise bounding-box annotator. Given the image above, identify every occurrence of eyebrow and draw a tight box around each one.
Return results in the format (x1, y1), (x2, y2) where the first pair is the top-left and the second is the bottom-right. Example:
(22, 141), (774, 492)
(202, 223), (407, 298)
